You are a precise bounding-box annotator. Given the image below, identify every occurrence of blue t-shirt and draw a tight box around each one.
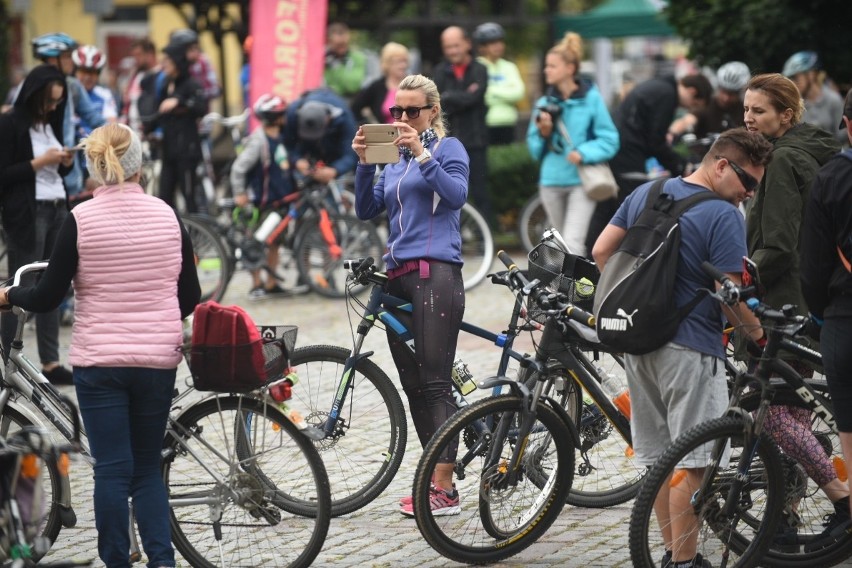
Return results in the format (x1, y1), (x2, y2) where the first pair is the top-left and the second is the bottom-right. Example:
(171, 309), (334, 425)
(250, 134), (293, 205)
(611, 177), (747, 358)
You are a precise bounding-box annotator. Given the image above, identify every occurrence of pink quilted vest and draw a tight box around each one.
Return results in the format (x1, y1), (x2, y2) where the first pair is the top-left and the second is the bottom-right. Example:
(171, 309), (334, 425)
(70, 184), (183, 368)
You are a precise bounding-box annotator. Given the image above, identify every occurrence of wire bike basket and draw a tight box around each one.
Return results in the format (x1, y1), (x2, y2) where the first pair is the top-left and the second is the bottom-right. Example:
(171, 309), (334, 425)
(527, 240), (599, 323)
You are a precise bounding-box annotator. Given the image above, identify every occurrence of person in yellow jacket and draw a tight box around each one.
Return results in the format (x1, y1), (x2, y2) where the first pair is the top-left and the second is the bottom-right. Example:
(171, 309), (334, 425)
(474, 23), (526, 145)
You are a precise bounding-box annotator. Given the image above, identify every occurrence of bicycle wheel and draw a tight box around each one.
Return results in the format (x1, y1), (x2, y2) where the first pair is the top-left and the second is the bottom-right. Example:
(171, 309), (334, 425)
(162, 395), (330, 568)
(289, 345), (407, 516)
(629, 415), (786, 568)
(737, 388), (852, 567)
(460, 203), (494, 291)
(518, 194), (549, 253)
(181, 216), (231, 302)
(294, 214), (384, 298)
(0, 405), (64, 554)
(412, 394), (574, 564)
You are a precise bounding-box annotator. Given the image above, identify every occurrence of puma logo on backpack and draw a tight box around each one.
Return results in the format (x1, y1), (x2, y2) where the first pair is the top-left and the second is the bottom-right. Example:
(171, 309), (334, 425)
(593, 179), (721, 355)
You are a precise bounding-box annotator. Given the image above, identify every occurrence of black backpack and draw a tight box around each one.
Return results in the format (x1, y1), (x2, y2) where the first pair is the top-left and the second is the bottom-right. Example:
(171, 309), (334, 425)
(593, 179), (721, 354)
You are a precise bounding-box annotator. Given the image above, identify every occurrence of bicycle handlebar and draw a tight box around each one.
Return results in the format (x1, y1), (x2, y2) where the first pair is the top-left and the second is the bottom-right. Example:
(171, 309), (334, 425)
(12, 261), (49, 287)
(496, 250), (596, 329)
(701, 261), (804, 325)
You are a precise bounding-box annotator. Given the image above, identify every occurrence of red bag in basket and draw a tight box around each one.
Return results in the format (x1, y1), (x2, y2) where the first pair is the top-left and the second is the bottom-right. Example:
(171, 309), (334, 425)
(190, 301), (267, 392)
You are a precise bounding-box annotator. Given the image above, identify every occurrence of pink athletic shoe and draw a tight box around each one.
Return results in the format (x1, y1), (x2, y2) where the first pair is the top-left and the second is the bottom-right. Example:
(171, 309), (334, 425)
(400, 485), (460, 517)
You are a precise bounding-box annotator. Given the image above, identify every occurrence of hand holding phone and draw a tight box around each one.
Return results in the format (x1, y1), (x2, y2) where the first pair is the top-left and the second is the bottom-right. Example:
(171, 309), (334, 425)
(362, 124), (400, 164)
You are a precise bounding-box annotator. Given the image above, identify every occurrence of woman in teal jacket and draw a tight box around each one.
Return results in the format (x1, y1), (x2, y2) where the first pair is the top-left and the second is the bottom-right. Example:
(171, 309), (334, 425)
(526, 32), (619, 257)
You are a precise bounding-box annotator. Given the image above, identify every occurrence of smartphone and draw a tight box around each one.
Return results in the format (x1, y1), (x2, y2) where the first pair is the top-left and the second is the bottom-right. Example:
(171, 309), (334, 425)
(64, 146), (83, 153)
(362, 124), (399, 164)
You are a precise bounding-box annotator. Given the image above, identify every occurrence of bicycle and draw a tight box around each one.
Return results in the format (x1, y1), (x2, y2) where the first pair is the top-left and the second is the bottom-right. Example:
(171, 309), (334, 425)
(628, 260), (851, 568)
(410, 249), (619, 563)
(0, 262), (331, 567)
(0, 395), (90, 567)
(183, 172), (385, 301)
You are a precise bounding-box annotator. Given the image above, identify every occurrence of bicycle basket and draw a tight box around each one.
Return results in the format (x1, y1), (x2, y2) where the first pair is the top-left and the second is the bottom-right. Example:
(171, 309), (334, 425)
(527, 240), (599, 321)
(188, 325), (298, 393)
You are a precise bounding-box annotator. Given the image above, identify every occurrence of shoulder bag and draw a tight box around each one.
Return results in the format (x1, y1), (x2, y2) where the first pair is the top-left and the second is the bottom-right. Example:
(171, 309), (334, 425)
(554, 119), (618, 202)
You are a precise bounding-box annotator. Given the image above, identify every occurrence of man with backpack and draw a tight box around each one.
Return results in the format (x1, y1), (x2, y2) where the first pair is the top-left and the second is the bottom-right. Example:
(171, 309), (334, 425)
(591, 129), (772, 568)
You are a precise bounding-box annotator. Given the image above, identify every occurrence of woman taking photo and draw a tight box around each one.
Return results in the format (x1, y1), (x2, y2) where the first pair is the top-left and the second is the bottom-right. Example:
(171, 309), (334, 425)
(351, 74), (467, 516)
(0, 123), (201, 567)
(526, 32), (619, 257)
(0, 64), (75, 385)
(744, 72), (847, 552)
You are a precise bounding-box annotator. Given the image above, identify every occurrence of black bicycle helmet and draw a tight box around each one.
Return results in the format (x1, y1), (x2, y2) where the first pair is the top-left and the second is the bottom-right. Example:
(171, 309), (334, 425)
(32, 32), (77, 60)
(473, 22), (505, 44)
(169, 28), (199, 47)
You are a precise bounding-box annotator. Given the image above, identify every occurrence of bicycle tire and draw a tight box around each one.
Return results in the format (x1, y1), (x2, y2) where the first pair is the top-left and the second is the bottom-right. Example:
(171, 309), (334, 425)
(180, 216), (232, 302)
(459, 203), (494, 291)
(518, 195), (548, 253)
(162, 395), (330, 568)
(737, 388), (852, 567)
(294, 214), (384, 298)
(0, 405), (64, 555)
(289, 345), (407, 516)
(629, 415), (786, 568)
(521, 358), (646, 508)
(412, 394), (574, 564)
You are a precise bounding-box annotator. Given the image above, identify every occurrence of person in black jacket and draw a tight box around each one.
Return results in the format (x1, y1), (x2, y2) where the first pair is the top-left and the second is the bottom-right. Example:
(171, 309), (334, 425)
(800, 90), (852, 546)
(434, 26), (492, 224)
(350, 41), (410, 124)
(0, 64), (76, 385)
(586, 74), (713, 253)
(141, 41), (207, 213)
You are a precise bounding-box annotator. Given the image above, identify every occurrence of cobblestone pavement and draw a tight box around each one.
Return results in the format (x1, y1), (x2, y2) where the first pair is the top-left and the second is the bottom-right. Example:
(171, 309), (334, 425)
(32, 255), (852, 567)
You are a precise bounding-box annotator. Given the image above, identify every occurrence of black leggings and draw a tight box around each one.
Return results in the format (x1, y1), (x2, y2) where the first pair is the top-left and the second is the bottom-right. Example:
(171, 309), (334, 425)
(823, 316), (852, 432)
(385, 260), (465, 463)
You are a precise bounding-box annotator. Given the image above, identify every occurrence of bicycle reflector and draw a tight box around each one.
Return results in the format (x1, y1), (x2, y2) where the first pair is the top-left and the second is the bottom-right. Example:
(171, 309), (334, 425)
(268, 370), (298, 402)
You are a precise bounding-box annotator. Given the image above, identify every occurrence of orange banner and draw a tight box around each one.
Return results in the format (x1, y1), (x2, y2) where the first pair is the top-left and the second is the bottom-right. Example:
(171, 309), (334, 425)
(248, 0), (328, 110)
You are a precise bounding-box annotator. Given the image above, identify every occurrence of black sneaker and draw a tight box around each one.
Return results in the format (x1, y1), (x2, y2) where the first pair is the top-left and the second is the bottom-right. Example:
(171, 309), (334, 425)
(660, 550), (672, 568)
(772, 510), (801, 553)
(667, 552), (712, 568)
(43, 365), (73, 386)
(804, 511), (852, 552)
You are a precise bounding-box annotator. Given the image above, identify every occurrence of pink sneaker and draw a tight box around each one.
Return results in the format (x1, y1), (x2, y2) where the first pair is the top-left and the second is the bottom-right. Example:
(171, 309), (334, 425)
(400, 486), (460, 517)
(399, 482), (436, 506)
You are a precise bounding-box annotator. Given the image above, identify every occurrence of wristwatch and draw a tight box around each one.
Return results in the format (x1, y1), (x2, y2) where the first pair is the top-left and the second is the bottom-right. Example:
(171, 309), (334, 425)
(414, 149), (432, 164)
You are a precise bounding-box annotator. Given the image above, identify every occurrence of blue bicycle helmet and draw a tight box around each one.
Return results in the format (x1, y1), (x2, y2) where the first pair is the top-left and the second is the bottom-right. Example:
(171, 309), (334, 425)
(32, 32), (77, 59)
(782, 51), (819, 78)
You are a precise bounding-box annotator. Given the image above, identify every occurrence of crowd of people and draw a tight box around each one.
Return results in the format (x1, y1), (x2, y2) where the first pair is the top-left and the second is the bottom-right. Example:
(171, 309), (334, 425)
(2, 19), (852, 568)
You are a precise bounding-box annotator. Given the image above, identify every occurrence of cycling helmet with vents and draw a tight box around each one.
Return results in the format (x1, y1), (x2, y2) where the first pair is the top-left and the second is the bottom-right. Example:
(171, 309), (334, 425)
(716, 61), (750, 91)
(473, 22), (505, 44)
(72, 45), (106, 71)
(32, 32), (77, 59)
(253, 94), (288, 121)
(782, 51), (819, 77)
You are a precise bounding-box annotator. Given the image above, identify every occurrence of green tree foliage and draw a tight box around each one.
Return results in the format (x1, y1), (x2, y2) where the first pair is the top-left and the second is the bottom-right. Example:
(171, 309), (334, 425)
(664, 0), (851, 82)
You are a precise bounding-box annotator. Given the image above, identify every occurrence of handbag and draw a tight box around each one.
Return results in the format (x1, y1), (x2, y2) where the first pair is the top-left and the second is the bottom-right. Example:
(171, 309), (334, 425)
(554, 120), (618, 202)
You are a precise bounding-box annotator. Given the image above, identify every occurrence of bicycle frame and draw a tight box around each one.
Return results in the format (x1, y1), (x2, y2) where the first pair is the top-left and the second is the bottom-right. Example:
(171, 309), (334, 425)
(321, 268), (530, 439)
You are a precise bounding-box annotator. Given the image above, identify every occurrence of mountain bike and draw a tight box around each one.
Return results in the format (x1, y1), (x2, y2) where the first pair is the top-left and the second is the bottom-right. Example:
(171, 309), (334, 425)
(0, 262), (331, 567)
(183, 173), (385, 301)
(628, 260), (851, 568)
(287, 252), (541, 517)
(411, 249), (606, 564)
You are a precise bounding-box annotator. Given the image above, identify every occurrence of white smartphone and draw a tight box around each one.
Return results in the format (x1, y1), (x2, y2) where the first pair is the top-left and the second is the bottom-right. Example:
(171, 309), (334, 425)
(362, 124), (399, 164)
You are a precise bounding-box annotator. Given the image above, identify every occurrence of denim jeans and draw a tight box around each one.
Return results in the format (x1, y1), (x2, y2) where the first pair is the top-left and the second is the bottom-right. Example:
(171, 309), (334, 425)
(74, 366), (176, 568)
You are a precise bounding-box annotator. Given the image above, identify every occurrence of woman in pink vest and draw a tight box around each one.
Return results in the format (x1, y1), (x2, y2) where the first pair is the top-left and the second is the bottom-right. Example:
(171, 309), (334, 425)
(0, 123), (201, 567)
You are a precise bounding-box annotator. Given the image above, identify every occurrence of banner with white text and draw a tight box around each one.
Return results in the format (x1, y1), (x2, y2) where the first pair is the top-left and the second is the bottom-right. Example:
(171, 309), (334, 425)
(248, 0), (327, 112)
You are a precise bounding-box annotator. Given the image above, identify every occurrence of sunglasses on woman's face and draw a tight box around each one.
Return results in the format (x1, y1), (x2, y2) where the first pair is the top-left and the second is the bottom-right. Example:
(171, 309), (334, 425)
(388, 105), (433, 120)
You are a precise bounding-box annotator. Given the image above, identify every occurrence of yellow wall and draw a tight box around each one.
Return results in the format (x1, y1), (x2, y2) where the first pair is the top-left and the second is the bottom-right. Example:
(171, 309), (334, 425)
(15, 0), (245, 115)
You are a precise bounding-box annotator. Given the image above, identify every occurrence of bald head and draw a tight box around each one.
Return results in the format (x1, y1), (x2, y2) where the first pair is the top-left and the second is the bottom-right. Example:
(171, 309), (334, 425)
(441, 26), (471, 65)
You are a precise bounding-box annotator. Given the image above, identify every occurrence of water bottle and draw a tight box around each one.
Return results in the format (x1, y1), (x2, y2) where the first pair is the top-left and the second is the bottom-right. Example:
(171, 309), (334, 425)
(254, 211), (283, 243)
(594, 363), (631, 420)
(451, 358), (477, 395)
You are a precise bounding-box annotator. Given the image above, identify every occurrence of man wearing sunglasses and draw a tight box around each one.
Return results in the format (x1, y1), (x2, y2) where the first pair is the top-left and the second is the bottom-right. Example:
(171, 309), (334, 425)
(593, 129), (772, 568)
(434, 26), (492, 224)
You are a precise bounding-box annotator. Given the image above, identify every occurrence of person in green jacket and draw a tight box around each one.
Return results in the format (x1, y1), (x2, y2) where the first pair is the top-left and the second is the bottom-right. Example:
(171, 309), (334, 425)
(324, 22), (374, 103)
(473, 22), (525, 146)
(744, 72), (848, 554)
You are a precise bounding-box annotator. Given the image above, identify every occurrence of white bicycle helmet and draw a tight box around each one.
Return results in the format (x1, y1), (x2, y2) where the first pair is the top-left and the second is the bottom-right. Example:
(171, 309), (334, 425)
(716, 61), (750, 92)
(253, 94), (287, 121)
(782, 51), (819, 78)
(32, 32), (77, 59)
(473, 22), (505, 44)
(72, 45), (106, 71)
